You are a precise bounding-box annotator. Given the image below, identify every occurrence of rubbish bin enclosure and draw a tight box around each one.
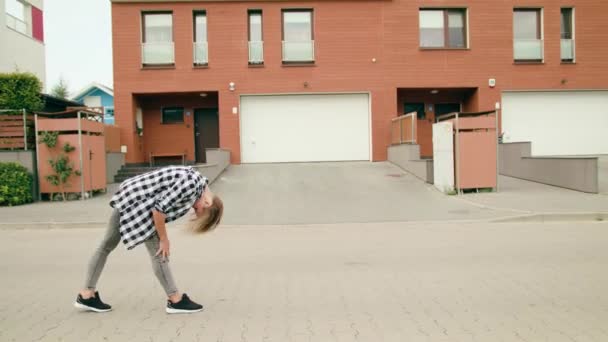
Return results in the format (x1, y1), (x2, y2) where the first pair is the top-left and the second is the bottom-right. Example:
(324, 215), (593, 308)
(434, 111), (498, 193)
(35, 110), (106, 200)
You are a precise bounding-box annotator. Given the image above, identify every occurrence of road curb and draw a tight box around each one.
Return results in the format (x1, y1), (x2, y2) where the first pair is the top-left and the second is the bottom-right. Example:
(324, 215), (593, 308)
(1, 212), (607, 230)
(0, 221), (107, 230)
(491, 212), (608, 223)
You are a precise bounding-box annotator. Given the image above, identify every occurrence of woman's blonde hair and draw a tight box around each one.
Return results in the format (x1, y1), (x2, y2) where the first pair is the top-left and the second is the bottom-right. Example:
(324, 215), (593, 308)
(191, 195), (223, 233)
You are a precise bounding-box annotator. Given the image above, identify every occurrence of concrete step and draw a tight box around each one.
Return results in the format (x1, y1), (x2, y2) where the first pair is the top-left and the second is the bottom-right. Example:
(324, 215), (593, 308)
(114, 162), (200, 183)
(114, 176), (130, 183)
(114, 165), (161, 183)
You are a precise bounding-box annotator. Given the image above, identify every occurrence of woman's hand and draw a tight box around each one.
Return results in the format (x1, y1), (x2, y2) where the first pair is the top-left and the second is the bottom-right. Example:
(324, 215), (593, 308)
(156, 238), (170, 260)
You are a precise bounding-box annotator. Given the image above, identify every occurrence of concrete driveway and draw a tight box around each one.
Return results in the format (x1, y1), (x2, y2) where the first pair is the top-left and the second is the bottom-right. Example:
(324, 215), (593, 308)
(213, 162), (508, 225)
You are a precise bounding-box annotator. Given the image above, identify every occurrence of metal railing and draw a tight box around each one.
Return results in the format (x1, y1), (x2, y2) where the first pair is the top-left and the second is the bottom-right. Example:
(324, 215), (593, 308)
(514, 39), (544, 61)
(561, 39), (575, 61)
(248, 41), (264, 64)
(282, 40), (315, 62)
(391, 112), (417, 145)
(141, 42), (175, 65)
(6, 13), (27, 34)
(193, 41), (209, 65)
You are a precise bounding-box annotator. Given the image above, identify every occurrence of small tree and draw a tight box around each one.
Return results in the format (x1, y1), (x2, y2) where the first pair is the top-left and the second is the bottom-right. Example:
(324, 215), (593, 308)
(50, 77), (70, 100)
(0, 72), (43, 112)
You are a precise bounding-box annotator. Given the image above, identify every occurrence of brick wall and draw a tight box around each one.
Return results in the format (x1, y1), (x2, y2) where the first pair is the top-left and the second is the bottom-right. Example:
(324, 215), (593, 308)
(112, 0), (608, 164)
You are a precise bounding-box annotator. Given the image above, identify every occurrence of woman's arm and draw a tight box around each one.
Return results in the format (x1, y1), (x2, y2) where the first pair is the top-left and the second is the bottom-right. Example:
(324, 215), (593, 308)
(152, 209), (170, 259)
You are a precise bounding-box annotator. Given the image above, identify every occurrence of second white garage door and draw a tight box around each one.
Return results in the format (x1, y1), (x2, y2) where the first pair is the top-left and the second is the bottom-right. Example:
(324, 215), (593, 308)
(502, 90), (608, 156)
(240, 94), (370, 163)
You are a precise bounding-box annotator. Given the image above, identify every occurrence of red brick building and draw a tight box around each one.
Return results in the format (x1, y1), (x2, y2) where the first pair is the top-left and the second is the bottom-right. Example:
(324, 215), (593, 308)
(111, 0), (608, 165)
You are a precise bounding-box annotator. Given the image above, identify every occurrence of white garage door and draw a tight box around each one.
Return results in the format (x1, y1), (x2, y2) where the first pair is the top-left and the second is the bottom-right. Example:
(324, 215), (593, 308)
(502, 90), (608, 156)
(240, 94), (370, 163)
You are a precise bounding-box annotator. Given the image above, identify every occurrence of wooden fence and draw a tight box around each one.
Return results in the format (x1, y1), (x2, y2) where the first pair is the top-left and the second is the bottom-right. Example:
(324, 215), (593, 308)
(0, 111), (35, 150)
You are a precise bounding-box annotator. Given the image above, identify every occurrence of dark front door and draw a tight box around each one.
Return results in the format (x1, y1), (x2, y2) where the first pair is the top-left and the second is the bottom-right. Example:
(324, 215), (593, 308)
(194, 108), (219, 163)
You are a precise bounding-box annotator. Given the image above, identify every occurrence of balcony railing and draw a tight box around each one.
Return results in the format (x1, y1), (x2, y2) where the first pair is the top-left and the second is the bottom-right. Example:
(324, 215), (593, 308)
(514, 39), (544, 61)
(141, 42), (175, 65)
(282, 40), (315, 62)
(248, 41), (264, 64)
(561, 39), (575, 61)
(193, 41), (208, 65)
(6, 13), (27, 34)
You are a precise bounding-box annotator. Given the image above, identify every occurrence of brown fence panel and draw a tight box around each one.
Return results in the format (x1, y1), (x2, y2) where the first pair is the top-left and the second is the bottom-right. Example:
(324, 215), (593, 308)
(0, 114), (34, 150)
(417, 120), (433, 158)
(104, 125), (121, 152)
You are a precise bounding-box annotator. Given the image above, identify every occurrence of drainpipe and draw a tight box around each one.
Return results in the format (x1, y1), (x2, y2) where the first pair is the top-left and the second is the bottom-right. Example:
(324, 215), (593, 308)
(455, 112), (461, 195)
(77, 111), (85, 200)
(34, 113), (41, 201)
(495, 108), (499, 192)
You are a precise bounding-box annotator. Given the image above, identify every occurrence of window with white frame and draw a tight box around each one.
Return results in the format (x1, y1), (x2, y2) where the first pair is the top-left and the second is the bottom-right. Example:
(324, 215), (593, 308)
(193, 11), (208, 65)
(248, 10), (263, 64)
(104, 107), (115, 125)
(513, 9), (543, 62)
(5, 0), (26, 34)
(282, 10), (314, 63)
(561, 8), (574, 62)
(142, 12), (174, 65)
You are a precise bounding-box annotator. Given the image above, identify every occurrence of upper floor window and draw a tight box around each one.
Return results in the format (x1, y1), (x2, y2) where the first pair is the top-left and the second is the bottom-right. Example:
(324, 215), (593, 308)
(419, 9), (467, 49)
(5, 0), (26, 34)
(5, 0), (43, 42)
(142, 12), (174, 66)
(193, 11), (208, 66)
(561, 8), (575, 62)
(513, 9), (543, 62)
(248, 10), (263, 65)
(282, 9), (314, 63)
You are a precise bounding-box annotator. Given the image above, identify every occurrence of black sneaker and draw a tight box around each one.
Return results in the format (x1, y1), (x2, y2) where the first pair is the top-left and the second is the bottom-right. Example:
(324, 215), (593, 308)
(74, 291), (112, 313)
(166, 293), (203, 314)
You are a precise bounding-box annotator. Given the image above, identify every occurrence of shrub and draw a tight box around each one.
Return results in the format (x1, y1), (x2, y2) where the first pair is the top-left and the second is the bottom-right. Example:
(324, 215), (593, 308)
(0, 162), (33, 206)
(0, 72), (43, 112)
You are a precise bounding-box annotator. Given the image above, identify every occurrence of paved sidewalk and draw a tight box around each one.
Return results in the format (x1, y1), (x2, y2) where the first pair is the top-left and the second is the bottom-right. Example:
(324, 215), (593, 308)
(0, 184), (117, 228)
(1, 221), (607, 341)
(1, 162), (606, 229)
(459, 176), (608, 214)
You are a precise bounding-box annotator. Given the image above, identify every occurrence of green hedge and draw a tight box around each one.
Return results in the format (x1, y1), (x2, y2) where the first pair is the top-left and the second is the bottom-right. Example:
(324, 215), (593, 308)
(0, 72), (43, 112)
(0, 162), (33, 206)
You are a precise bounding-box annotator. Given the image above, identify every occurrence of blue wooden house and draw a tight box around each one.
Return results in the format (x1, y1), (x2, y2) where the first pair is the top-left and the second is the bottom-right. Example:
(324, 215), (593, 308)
(72, 83), (115, 125)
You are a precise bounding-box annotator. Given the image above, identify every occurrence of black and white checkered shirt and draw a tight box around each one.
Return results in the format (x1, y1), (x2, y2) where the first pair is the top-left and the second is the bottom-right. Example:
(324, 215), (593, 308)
(110, 166), (208, 250)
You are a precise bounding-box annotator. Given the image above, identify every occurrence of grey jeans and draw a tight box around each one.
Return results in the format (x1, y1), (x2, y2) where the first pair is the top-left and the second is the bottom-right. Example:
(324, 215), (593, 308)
(84, 209), (178, 296)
